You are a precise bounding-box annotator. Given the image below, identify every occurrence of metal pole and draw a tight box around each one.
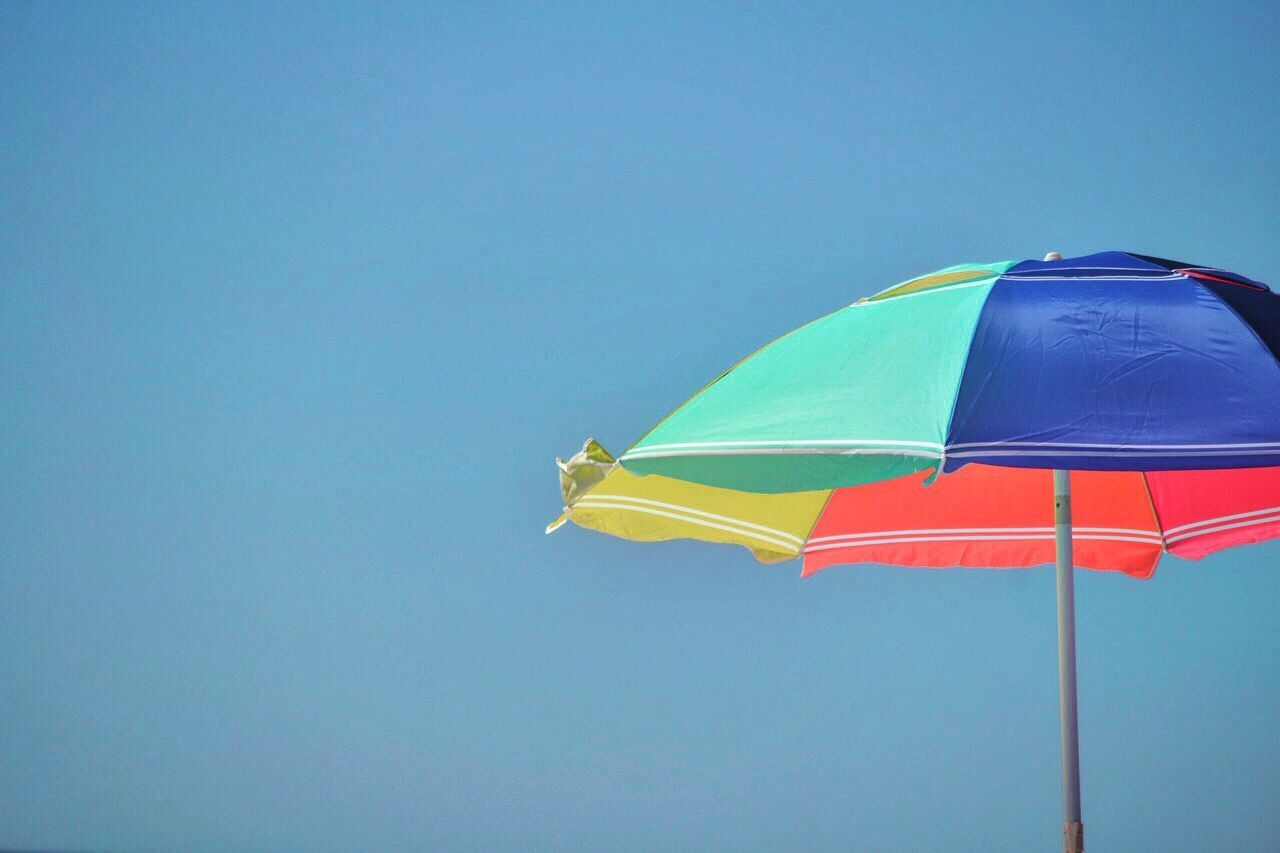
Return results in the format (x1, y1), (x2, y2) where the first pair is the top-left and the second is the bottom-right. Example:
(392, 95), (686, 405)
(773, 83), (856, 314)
(1054, 468), (1084, 853)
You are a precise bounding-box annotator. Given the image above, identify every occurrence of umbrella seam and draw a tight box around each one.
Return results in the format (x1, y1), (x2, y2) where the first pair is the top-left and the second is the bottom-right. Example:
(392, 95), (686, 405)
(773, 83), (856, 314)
(798, 487), (838, 572)
(935, 268), (1006, 471)
(1138, 472), (1167, 552)
(1190, 276), (1280, 372)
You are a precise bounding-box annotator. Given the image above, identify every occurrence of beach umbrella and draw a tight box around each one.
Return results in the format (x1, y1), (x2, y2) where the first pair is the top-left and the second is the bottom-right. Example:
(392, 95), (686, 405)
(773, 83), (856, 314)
(548, 251), (1280, 852)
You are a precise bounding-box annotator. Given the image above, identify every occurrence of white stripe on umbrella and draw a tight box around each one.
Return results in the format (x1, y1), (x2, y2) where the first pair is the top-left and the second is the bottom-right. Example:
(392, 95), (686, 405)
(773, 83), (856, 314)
(807, 526), (1162, 545)
(1164, 511), (1280, 546)
(572, 499), (800, 552)
(804, 532), (1164, 554)
(579, 494), (804, 545)
(1162, 505), (1280, 536)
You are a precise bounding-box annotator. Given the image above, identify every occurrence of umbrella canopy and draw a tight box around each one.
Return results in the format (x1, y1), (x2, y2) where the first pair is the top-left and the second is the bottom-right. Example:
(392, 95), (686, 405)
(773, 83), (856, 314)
(549, 439), (1280, 579)
(548, 250), (1279, 852)
(618, 251), (1280, 493)
(551, 250), (1280, 578)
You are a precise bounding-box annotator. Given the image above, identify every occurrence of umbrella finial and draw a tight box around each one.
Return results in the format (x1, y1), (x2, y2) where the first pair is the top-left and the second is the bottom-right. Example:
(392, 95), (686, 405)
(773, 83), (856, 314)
(1044, 251), (1063, 261)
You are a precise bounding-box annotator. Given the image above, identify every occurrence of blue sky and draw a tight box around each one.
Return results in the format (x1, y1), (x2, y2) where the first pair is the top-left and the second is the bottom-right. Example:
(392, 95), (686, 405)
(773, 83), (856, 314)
(2, 3), (1279, 851)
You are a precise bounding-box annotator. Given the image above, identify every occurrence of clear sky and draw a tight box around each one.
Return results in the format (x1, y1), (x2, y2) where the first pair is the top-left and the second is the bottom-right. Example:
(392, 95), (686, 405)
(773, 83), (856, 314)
(3, 3), (1279, 851)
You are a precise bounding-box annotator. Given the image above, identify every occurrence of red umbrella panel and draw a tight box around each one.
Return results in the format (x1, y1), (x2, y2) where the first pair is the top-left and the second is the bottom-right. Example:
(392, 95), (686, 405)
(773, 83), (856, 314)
(807, 465), (1280, 579)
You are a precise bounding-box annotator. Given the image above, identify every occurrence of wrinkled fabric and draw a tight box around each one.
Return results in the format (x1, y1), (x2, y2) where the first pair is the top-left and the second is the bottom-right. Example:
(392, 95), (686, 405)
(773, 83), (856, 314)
(945, 253), (1280, 473)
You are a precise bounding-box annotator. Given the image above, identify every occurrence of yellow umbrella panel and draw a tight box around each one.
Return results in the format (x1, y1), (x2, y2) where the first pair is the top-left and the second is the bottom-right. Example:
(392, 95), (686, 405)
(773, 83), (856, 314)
(547, 439), (830, 564)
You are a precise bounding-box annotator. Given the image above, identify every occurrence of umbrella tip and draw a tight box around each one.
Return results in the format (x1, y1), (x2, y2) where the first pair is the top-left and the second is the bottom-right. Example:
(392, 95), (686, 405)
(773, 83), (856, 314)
(1044, 251), (1063, 261)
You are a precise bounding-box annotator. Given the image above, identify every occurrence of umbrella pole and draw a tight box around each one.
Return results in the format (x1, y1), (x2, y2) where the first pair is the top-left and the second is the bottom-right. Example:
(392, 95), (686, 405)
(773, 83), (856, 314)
(1054, 469), (1084, 853)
